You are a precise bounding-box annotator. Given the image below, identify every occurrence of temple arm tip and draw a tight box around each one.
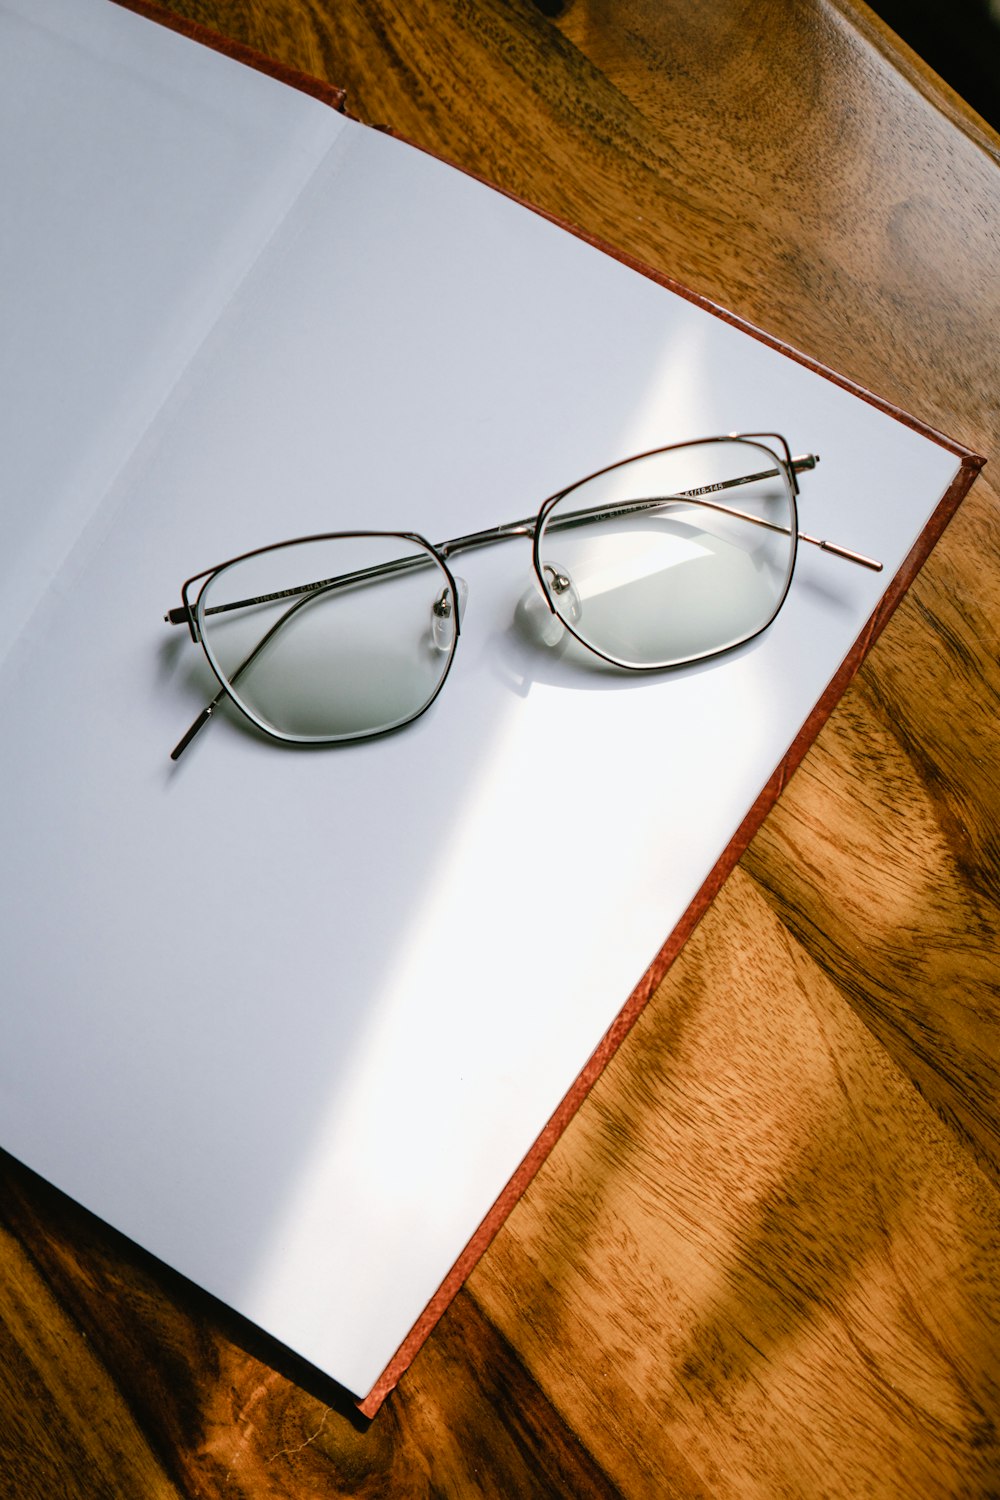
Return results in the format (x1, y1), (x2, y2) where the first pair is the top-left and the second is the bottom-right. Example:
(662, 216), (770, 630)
(817, 538), (883, 571)
(170, 704), (214, 761)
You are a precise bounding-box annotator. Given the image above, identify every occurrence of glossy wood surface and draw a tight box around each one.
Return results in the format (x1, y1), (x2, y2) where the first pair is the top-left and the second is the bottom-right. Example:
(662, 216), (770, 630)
(2, 1), (997, 1494)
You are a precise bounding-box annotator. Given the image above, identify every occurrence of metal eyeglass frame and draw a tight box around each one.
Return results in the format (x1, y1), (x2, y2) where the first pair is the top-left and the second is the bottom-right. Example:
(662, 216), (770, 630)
(164, 432), (882, 760)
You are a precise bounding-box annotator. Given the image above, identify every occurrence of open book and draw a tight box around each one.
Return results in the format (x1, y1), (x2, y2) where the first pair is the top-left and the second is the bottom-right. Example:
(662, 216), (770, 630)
(0, 0), (981, 1412)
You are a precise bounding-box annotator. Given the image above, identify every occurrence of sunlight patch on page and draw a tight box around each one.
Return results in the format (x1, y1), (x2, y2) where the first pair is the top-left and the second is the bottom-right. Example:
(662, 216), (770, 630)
(574, 533), (712, 596)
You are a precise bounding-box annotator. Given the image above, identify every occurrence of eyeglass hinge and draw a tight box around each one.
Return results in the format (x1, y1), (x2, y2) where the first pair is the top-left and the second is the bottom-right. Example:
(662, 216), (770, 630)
(165, 604), (200, 642)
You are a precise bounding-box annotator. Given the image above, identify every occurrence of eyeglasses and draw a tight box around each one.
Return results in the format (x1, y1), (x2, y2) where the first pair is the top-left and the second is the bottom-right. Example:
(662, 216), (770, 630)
(164, 433), (882, 760)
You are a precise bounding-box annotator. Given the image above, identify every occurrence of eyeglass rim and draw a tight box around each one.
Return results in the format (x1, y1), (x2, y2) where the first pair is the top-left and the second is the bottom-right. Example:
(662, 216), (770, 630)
(185, 529), (464, 748)
(531, 433), (800, 673)
(170, 433), (804, 750)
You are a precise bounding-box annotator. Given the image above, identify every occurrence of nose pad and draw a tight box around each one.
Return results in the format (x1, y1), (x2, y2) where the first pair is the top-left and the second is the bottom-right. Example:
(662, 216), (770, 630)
(520, 562), (583, 648)
(543, 562), (582, 626)
(521, 583), (565, 647)
(431, 576), (468, 651)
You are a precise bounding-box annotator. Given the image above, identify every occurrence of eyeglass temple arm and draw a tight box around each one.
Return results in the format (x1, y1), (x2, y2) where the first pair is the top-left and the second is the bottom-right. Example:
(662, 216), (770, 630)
(165, 552), (436, 628)
(554, 487), (884, 571)
(437, 455), (881, 570)
(169, 578), (347, 760)
(166, 454), (878, 632)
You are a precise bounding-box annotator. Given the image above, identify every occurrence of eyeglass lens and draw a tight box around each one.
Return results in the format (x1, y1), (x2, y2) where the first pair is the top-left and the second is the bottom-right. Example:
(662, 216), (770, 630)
(197, 534), (457, 742)
(536, 439), (796, 669)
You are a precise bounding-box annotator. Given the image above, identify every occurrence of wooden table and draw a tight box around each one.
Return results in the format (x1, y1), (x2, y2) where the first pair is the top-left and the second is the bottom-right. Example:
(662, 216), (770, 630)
(2, 2), (997, 1494)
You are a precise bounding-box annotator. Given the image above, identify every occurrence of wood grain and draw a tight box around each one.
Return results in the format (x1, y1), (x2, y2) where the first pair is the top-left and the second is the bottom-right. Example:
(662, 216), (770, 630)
(2, 1), (998, 1495)
(474, 868), (1000, 1496)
